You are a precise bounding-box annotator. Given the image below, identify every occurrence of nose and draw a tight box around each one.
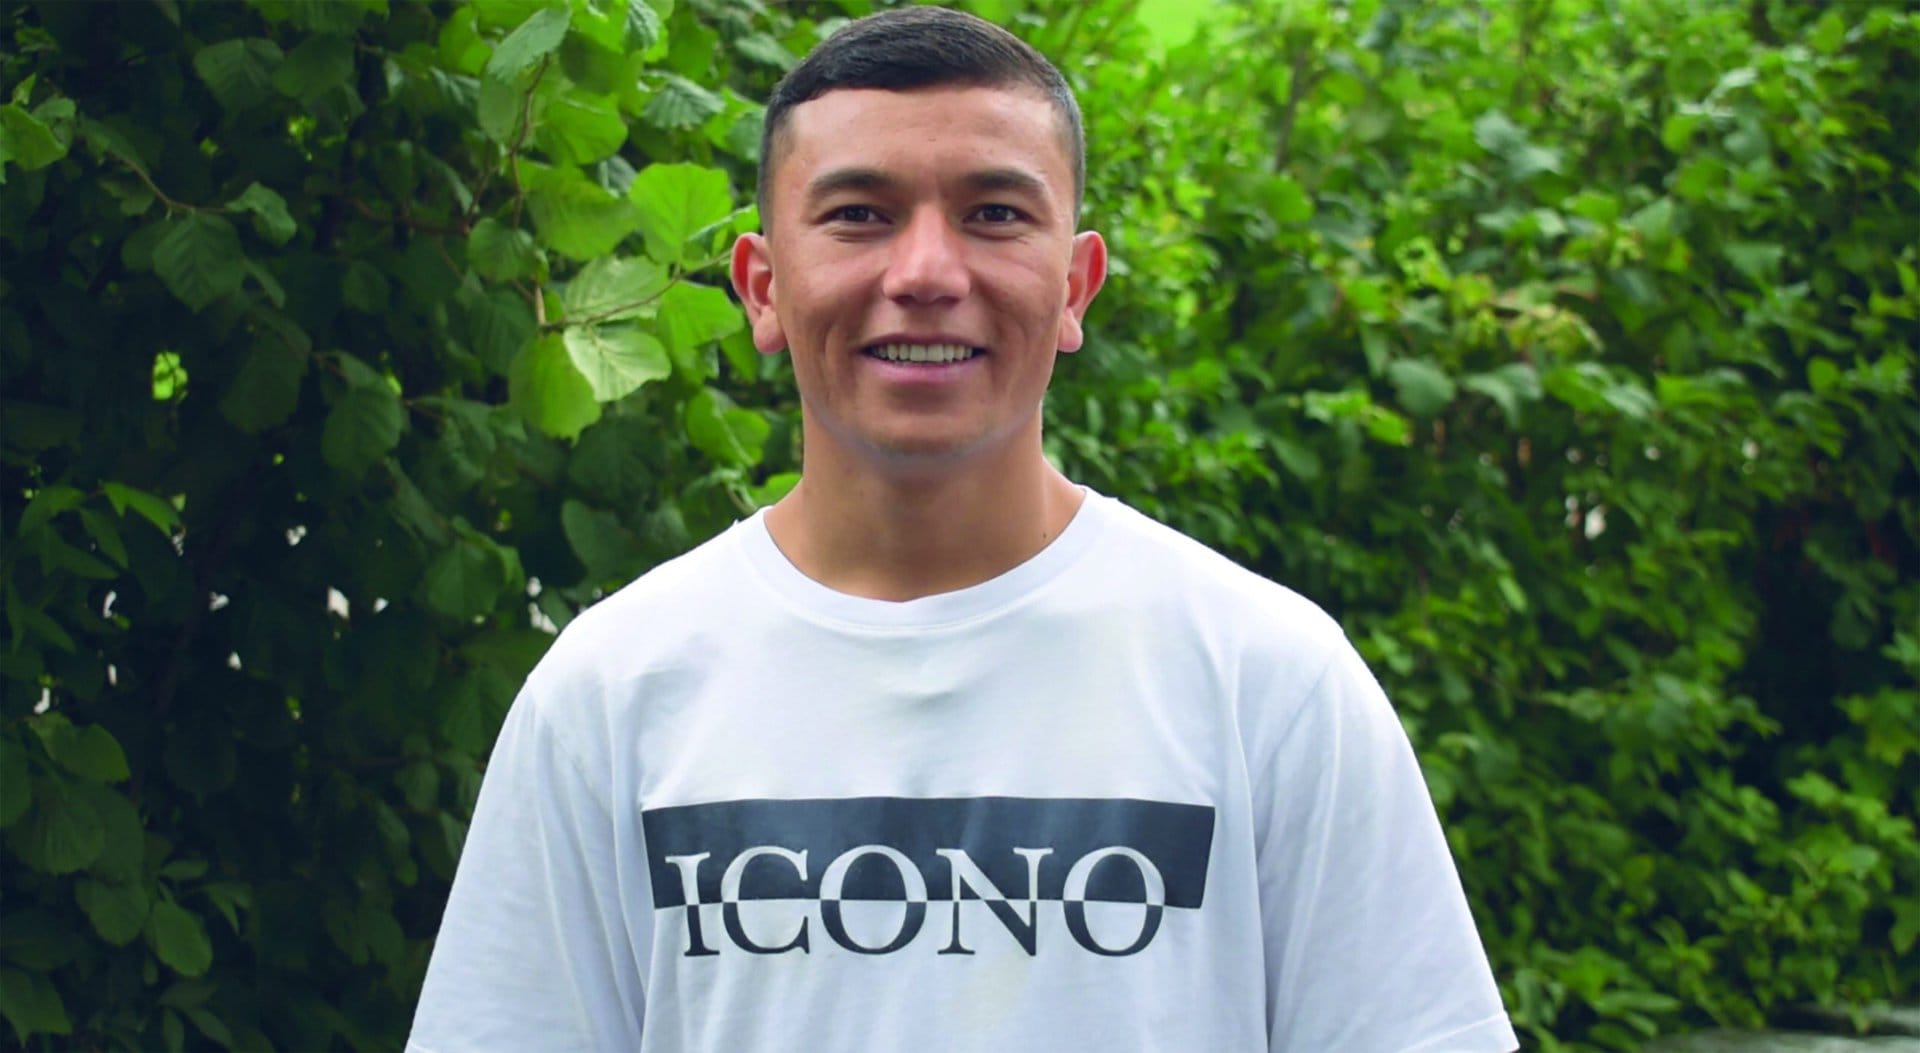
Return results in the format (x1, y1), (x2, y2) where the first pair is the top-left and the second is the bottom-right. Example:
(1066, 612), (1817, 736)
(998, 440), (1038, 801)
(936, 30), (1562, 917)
(881, 208), (970, 305)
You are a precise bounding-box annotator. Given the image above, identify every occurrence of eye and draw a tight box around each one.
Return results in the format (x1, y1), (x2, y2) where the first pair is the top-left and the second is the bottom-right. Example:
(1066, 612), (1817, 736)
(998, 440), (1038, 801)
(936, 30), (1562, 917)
(828, 205), (880, 223)
(975, 204), (1022, 223)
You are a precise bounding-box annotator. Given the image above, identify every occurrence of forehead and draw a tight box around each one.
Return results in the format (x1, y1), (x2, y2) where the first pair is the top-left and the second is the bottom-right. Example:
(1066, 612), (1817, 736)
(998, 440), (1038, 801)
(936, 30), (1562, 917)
(768, 86), (1072, 206)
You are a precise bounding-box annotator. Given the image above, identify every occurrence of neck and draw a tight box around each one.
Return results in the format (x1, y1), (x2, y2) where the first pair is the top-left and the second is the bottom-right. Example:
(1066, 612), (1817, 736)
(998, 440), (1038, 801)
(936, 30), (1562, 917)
(764, 432), (1085, 602)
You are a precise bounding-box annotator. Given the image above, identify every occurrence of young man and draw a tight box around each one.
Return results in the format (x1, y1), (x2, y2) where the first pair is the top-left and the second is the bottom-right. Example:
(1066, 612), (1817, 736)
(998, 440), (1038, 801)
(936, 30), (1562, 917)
(409, 8), (1517, 1052)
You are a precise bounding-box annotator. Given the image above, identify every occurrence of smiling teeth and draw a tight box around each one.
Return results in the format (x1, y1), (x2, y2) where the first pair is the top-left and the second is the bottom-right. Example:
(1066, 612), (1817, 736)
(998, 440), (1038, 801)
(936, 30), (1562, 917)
(871, 343), (977, 363)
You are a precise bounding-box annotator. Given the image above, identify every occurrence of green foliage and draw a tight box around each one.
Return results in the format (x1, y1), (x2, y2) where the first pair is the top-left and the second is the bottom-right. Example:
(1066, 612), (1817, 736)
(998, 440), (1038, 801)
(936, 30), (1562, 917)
(1039, 0), (1919, 1047)
(1, 0), (1914, 1049)
(1, 0), (813, 1046)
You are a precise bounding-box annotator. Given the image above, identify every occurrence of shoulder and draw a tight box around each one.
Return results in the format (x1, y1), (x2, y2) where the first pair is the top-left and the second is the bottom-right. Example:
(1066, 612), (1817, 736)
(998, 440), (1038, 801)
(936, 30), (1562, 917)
(1072, 496), (1381, 757)
(1085, 494), (1349, 656)
(520, 517), (755, 699)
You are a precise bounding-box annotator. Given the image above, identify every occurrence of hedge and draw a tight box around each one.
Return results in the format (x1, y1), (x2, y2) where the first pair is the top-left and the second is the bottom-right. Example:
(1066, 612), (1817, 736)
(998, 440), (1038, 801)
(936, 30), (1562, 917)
(1, 0), (1914, 1048)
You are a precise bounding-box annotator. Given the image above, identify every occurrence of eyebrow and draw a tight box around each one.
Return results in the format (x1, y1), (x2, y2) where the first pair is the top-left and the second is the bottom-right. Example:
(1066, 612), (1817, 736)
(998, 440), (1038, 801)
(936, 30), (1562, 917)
(803, 166), (1054, 208)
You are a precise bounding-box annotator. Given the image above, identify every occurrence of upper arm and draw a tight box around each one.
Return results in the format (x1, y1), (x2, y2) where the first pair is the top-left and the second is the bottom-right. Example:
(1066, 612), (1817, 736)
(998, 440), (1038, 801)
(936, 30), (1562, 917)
(1254, 643), (1517, 1053)
(408, 694), (648, 1052)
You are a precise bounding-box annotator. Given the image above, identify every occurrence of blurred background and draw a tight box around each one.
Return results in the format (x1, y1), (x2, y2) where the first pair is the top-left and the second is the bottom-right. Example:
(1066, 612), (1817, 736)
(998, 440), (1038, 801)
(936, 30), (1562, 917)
(1, 0), (1915, 1048)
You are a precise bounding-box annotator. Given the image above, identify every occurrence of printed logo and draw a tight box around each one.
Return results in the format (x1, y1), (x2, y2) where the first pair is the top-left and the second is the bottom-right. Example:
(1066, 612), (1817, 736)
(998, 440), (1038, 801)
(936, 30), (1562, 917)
(643, 797), (1214, 959)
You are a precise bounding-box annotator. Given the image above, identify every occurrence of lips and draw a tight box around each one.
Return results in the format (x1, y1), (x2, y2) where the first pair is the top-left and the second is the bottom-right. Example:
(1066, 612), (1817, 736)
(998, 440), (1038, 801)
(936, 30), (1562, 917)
(866, 342), (983, 364)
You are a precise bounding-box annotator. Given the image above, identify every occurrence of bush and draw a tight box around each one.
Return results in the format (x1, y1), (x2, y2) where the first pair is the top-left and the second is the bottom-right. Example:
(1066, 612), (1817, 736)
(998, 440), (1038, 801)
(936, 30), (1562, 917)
(1, 0), (1914, 1048)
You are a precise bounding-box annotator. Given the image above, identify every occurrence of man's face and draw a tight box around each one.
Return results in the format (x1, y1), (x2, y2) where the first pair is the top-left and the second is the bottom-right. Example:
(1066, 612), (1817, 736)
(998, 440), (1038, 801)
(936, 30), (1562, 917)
(731, 85), (1105, 474)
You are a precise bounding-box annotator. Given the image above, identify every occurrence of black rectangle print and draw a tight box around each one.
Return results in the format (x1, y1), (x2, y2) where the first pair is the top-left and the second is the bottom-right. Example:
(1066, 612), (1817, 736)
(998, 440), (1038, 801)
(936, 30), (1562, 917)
(642, 796), (1215, 909)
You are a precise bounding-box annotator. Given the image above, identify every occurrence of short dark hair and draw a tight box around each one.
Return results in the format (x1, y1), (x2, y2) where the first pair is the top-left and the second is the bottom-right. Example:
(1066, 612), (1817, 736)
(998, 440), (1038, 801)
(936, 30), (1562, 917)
(757, 6), (1084, 222)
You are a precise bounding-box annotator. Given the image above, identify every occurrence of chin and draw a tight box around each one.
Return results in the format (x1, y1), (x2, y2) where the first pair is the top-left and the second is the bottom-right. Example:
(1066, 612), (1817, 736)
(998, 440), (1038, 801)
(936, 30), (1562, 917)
(855, 427), (1006, 471)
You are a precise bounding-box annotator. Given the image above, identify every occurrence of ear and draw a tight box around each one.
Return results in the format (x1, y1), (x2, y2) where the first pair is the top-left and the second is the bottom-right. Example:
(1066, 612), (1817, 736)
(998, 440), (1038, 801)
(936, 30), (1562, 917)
(1055, 231), (1108, 353)
(730, 233), (787, 354)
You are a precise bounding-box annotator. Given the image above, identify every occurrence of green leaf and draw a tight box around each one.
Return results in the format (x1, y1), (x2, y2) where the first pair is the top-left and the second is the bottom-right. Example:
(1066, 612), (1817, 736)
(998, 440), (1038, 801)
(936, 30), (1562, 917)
(321, 379), (405, 479)
(562, 256), (669, 322)
(438, 811), (468, 860)
(77, 878), (151, 946)
(332, 264), (386, 317)
(685, 386), (768, 466)
(1723, 241), (1784, 284)
(220, 340), (308, 434)
(47, 538), (116, 581)
(193, 38), (284, 112)
(391, 467), (451, 546)
(228, 183), (296, 245)
(0, 105), (66, 172)
(476, 73), (525, 143)
(157, 980), (216, 1011)
(121, 218), (167, 272)
(268, 34), (355, 105)
(273, 0), (383, 33)
(81, 116), (149, 170)
(100, 174), (154, 216)
(21, 783), (105, 874)
(397, 759), (439, 811)
(1627, 198), (1674, 243)
(0, 740), (30, 828)
(536, 88), (626, 165)
(733, 32), (796, 71)
(1807, 357), (1841, 394)
(641, 74), (723, 131)
(370, 798), (409, 854)
(629, 162), (732, 264)
(1497, 575), (1528, 613)
(270, 34), (355, 106)
(147, 900), (214, 978)
(656, 281), (742, 375)
(0, 968), (71, 1044)
(152, 214), (247, 311)
(1660, 111), (1703, 153)
(474, 0), (549, 29)
(561, 498), (643, 580)
(102, 482), (182, 534)
(79, 783), (144, 881)
(748, 471), (799, 508)
(1363, 407), (1412, 446)
(0, 913), (78, 970)
(719, 327), (758, 381)
(625, 0), (662, 51)
(1271, 438), (1323, 481)
(18, 484), (83, 538)
(13, 605), (77, 653)
(186, 1006), (234, 1049)
(524, 162), (639, 260)
(468, 217), (544, 283)
(43, 722), (130, 783)
(422, 536), (506, 620)
(1472, 109), (1560, 180)
(1460, 363), (1542, 427)
(461, 286), (537, 374)
(569, 0), (626, 53)
(487, 6), (571, 81)
(245, 258), (285, 306)
(1261, 175), (1313, 224)
(562, 325), (670, 400)
(360, 900), (405, 968)
(1386, 358), (1457, 418)
(508, 333), (600, 438)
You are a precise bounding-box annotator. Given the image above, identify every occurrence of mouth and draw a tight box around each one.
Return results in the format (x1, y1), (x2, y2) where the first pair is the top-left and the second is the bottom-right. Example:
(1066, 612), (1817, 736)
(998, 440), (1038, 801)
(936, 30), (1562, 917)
(863, 342), (985, 364)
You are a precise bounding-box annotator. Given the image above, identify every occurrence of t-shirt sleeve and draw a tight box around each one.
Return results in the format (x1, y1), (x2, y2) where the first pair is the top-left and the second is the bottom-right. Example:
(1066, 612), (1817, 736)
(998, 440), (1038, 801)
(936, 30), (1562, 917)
(407, 690), (647, 1053)
(1255, 640), (1518, 1053)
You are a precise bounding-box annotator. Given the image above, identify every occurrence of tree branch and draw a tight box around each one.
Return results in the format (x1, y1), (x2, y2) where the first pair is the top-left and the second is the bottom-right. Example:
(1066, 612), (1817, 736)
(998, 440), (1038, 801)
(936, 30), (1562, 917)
(1273, 49), (1325, 173)
(538, 248), (731, 331)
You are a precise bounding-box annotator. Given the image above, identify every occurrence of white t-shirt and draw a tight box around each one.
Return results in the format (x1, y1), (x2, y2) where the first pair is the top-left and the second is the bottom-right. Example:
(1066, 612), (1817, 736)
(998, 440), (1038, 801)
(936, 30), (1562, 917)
(408, 492), (1517, 1053)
